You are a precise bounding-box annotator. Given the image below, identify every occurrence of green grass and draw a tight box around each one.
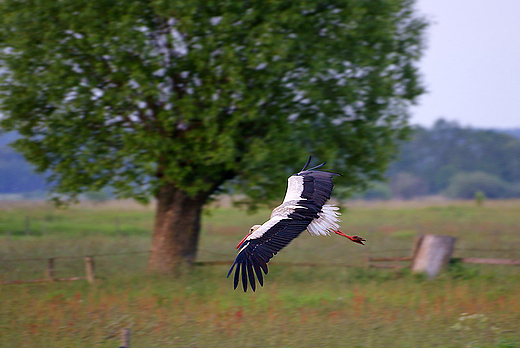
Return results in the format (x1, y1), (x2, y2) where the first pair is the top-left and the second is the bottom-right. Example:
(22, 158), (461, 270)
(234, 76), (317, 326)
(1, 199), (520, 347)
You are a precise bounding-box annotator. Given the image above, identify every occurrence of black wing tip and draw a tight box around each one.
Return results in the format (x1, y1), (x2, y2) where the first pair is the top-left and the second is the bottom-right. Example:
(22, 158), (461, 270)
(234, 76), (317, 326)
(325, 171), (342, 177)
(227, 261), (237, 278)
(300, 156), (327, 173)
(233, 263), (241, 290)
(229, 257), (268, 292)
(301, 156), (313, 172)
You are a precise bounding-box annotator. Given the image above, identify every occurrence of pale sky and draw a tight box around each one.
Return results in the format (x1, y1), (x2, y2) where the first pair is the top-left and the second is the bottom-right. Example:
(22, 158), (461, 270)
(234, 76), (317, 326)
(410, 0), (520, 129)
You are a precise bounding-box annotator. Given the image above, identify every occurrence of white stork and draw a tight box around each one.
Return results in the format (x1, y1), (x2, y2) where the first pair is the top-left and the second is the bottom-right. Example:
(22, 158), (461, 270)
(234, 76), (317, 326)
(227, 157), (366, 292)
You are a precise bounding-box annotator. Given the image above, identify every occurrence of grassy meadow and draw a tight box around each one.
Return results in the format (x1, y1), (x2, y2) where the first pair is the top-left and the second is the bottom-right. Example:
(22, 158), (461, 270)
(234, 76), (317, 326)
(1, 199), (520, 347)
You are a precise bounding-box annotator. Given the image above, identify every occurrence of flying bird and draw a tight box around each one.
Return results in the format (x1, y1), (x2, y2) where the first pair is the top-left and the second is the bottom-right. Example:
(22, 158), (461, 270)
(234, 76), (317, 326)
(227, 157), (366, 292)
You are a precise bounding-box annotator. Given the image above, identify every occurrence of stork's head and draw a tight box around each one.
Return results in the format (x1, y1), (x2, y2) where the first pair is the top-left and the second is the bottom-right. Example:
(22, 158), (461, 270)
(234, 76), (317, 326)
(236, 225), (261, 249)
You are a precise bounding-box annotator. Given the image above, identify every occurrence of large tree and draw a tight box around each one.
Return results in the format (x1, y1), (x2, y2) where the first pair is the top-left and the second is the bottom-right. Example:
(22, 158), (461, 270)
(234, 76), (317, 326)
(0, 0), (426, 272)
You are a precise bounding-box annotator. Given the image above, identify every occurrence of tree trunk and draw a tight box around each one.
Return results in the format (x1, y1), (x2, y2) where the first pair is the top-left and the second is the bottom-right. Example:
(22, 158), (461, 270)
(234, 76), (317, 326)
(148, 184), (207, 273)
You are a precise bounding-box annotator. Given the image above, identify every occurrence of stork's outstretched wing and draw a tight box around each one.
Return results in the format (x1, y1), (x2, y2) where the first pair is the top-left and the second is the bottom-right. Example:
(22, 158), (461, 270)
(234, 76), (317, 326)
(228, 158), (340, 292)
(227, 215), (311, 292)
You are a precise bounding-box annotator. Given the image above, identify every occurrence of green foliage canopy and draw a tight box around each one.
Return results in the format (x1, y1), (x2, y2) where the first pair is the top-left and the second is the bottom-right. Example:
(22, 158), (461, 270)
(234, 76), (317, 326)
(0, 0), (426, 204)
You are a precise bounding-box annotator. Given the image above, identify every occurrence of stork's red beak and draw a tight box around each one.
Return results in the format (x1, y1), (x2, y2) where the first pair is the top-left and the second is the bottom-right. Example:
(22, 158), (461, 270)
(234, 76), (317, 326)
(236, 232), (252, 249)
(333, 230), (366, 245)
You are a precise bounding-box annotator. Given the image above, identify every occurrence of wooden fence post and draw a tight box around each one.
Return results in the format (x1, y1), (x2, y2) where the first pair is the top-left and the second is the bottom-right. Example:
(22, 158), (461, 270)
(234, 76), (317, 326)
(85, 256), (95, 284)
(412, 235), (424, 261)
(411, 234), (456, 278)
(46, 258), (55, 282)
(119, 328), (130, 348)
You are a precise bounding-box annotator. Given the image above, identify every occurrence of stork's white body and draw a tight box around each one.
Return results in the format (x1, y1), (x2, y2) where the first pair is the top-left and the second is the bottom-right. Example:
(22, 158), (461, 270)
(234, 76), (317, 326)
(241, 202), (341, 253)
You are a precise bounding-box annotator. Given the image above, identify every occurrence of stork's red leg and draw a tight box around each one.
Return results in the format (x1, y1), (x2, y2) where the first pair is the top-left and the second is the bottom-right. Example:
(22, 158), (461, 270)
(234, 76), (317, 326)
(334, 230), (366, 245)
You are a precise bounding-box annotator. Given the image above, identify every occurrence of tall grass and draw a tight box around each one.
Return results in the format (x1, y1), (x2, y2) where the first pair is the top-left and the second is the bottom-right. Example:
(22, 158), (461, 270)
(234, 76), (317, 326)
(1, 199), (520, 347)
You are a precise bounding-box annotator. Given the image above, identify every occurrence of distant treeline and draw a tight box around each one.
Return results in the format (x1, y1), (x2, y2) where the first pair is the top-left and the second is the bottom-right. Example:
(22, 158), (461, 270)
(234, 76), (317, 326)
(1, 119), (520, 200)
(381, 119), (520, 199)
